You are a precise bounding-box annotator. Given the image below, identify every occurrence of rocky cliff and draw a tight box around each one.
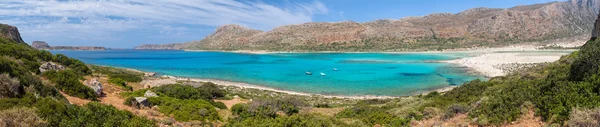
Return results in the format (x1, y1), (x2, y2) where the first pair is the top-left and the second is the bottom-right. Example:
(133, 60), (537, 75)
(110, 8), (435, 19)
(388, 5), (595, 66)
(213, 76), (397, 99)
(32, 41), (106, 50)
(0, 24), (25, 44)
(137, 0), (600, 51)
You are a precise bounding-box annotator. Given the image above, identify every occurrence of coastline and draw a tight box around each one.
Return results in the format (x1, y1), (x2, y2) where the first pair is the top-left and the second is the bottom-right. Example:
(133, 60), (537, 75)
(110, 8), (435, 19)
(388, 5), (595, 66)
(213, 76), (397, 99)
(122, 42), (582, 99)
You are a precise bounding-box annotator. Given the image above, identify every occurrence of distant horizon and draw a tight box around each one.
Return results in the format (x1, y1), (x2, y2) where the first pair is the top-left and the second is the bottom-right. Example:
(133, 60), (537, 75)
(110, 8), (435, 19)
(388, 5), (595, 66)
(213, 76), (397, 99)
(1, 0), (564, 48)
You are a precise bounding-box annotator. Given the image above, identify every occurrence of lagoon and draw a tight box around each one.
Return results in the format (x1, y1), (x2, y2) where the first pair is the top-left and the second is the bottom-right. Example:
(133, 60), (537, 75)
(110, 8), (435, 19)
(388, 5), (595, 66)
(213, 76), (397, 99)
(51, 50), (483, 96)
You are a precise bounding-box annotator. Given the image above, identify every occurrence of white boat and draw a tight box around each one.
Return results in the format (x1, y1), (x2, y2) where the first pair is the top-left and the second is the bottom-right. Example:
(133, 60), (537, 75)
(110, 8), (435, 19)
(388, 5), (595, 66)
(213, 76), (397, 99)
(306, 72), (312, 75)
(320, 72), (326, 76)
(333, 68), (338, 71)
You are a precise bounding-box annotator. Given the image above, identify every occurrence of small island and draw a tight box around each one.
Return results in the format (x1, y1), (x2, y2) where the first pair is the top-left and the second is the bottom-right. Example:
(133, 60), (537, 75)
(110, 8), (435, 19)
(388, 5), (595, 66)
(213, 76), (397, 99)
(32, 41), (106, 50)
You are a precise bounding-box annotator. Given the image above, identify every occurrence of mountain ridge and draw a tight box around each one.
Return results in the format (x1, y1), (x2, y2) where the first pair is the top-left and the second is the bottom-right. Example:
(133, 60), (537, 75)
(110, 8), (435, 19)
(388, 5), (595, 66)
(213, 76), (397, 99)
(135, 0), (600, 51)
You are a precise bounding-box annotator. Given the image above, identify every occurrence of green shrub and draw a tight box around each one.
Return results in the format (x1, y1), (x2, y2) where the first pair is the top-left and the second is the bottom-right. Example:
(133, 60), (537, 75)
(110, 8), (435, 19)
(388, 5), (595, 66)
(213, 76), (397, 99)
(109, 78), (133, 91)
(210, 101), (227, 109)
(42, 70), (97, 100)
(570, 38), (600, 81)
(149, 97), (220, 121)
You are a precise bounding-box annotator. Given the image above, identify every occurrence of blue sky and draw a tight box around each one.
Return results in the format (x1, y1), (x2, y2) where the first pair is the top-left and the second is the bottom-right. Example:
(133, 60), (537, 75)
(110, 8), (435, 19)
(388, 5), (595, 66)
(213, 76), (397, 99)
(0, 0), (563, 48)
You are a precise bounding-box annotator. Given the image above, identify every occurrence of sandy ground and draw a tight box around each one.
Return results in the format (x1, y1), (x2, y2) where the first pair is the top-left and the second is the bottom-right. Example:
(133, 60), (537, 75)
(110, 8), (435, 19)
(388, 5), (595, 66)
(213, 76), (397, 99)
(444, 51), (572, 77)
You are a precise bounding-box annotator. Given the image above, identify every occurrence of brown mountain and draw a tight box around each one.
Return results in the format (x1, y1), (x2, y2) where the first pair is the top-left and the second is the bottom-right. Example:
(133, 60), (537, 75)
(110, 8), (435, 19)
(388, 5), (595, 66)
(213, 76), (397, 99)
(32, 41), (106, 50)
(0, 23), (25, 44)
(136, 0), (600, 51)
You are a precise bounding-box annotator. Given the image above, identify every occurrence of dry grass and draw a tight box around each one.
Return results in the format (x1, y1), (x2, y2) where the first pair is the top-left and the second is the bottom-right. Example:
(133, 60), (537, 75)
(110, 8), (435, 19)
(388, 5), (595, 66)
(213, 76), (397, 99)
(0, 107), (48, 127)
(568, 107), (600, 127)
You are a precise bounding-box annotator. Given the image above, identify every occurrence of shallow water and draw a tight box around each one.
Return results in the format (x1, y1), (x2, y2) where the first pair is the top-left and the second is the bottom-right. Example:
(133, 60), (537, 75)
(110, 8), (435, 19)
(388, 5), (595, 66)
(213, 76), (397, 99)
(51, 50), (483, 96)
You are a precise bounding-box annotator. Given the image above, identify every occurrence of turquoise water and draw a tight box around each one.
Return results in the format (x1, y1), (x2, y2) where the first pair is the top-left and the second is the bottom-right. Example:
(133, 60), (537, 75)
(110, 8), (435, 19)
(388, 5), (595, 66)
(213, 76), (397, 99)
(51, 50), (483, 96)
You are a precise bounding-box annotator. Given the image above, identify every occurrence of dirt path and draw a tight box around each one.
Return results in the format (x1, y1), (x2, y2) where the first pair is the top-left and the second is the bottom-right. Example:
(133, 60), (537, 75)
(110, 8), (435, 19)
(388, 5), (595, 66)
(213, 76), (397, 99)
(60, 75), (188, 126)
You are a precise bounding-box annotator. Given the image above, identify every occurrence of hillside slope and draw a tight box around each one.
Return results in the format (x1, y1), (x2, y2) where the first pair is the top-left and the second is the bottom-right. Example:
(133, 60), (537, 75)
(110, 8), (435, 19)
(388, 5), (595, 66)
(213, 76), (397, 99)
(137, 0), (599, 51)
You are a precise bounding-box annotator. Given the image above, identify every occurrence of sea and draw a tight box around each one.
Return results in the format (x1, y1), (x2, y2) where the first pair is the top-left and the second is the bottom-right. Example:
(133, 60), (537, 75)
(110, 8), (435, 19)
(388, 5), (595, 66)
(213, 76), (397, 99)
(51, 50), (484, 96)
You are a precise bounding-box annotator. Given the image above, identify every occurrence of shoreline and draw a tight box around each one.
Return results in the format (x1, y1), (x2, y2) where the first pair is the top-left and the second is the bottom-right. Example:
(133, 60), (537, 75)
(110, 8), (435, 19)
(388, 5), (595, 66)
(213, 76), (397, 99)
(119, 42), (582, 99)
(134, 70), (457, 99)
(182, 41), (583, 55)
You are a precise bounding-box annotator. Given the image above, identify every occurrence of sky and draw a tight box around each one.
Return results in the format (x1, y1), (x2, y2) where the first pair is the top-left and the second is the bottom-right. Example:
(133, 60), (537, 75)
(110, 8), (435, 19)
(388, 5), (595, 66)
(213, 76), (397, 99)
(0, 0), (563, 48)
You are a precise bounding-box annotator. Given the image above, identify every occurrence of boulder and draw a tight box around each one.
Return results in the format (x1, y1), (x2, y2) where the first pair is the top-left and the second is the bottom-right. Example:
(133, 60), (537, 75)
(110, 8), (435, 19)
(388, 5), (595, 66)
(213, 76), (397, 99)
(85, 79), (102, 96)
(144, 72), (156, 77)
(144, 90), (158, 97)
(38, 62), (65, 72)
(134, 97), (150, 108)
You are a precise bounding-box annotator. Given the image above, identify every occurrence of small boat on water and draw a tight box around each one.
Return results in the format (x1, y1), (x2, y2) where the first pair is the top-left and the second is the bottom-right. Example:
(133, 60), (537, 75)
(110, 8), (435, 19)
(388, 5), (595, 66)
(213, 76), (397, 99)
(320, 72), (326, 76)
(333, 68), (338, 71)
(306, 72), (312, 75)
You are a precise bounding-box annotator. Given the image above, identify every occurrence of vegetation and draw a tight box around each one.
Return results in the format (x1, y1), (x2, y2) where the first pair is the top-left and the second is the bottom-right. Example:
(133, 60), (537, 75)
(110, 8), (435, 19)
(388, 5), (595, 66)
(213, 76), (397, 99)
(109, 78), (133, 91)
(122, 84), (226, 122)
(43, 70), (98, 100)
(0, 107), (48, 127)
(90, 65), (143, 82)
(0, 37), (154, 126)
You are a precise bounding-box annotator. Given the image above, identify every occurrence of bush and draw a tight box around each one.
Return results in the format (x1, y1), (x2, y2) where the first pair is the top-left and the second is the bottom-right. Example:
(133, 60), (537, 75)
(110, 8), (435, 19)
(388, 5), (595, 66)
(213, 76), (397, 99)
(147, 97), (220, 121)
(443, 104), (468, 120)
(0, 74), (22, 98)
(210, 101), (227, 109)
(0, 107), (48, 127)
(570, 38), (600, 81)
(42, 70), (97, 100)
(109, 78), (133, 91)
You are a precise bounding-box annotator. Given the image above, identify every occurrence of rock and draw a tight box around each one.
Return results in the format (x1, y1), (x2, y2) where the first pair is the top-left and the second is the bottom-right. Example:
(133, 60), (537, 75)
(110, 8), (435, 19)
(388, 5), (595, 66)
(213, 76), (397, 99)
(593, 11), (600, 39)
(39, 62), (65, 72)
(134, 97), (150, 108)
(144, 90), (158, 97)
(85, 79), (103, 96)
(144, 72), (156, 77)
(0, 23), (24, 44)
(31, 41), (50, 49)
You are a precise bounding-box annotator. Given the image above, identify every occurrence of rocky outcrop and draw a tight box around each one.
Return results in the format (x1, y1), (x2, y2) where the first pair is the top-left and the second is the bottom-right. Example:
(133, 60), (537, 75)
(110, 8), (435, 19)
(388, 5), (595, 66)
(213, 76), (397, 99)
(31, 41), (106, 50)
(143, 0), (600, 51)
(593, 11), (600, 39)
(132, 97), (149, 108)
(85, 79), (103, 96)
(0, 24), (25, 44)
(31, 41), (50, 49)
(144, 90), (158, 97)
(39, 62), (65, 72)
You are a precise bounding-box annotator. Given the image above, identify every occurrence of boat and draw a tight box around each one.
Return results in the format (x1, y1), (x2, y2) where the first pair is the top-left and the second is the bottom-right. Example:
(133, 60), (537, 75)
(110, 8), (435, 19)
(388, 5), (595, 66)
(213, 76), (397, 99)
(306, 72), (312, 75)
(333, 68), (338, 71)
(320, 72), (326, 76)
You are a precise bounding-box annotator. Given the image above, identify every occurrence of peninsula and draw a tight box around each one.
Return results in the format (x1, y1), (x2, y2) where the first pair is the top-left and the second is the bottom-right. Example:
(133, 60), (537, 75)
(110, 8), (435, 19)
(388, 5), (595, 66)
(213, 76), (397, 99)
(31, 41), (106, 50)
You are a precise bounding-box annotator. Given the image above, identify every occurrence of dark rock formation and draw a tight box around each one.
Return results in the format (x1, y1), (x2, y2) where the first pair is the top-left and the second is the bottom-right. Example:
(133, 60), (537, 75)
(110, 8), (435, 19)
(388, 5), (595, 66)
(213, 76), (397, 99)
(140, 0), (600, 51)
(31, 41), (106, 50)
(0, 24), (25, 44)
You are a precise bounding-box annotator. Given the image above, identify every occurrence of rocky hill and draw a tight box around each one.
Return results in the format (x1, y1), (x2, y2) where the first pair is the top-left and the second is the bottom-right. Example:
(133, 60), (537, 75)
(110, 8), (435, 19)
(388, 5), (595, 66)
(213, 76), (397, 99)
(0, 23), (25, 44)
(32, 41), (106, 50)
(136, 0), (600, 51)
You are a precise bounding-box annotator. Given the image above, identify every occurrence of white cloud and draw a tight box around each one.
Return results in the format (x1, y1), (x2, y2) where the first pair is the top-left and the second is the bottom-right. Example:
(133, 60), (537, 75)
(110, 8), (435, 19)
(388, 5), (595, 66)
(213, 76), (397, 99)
(0, 0), (328, 47)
